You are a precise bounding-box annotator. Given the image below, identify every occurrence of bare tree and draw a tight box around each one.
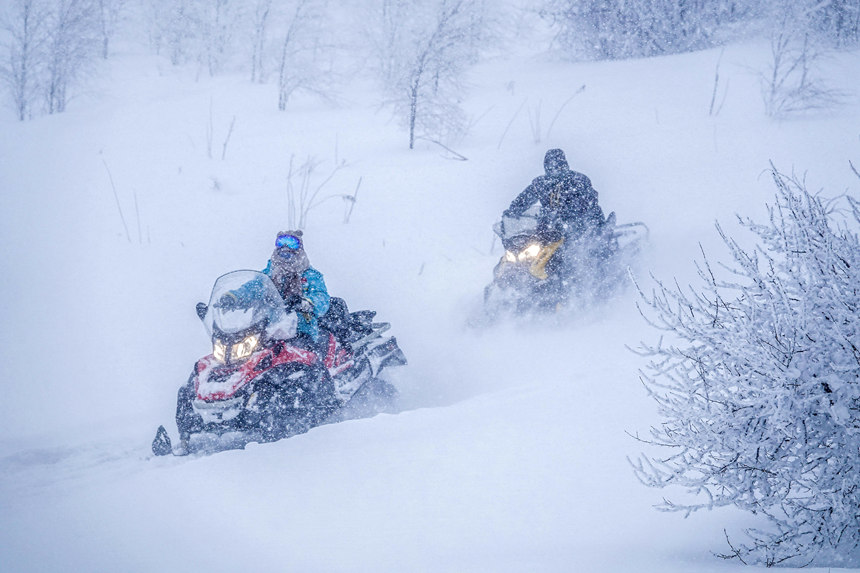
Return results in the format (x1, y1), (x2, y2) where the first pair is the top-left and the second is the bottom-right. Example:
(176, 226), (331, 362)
(199, 0), (242, 76)
(1, 0), (49, 120)
(96, 0), (125, 59)
(760, 5), (846, 118)
(632, 164), (860, 566)
(276, 0), (332, 111)
(146, 0), (201, 66)
(44, 0), (99, 114)
(761, 32), (841, 117)
(804, 0), (860, 46)
(284, 154), (347, 229)
(1, 0), (100, 118)
(146, 0), (249, 76)
(372, 0), (489, 149)
(142, 0), (336, 104)
(249, 0), (272, 82)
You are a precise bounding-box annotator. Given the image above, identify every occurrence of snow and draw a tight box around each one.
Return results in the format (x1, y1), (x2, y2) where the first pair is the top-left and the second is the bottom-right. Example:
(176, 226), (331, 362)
(1, 27), (859, 573)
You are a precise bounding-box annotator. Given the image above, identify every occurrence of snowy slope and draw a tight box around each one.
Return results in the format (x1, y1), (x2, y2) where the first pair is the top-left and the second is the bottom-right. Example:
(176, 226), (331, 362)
(1, 29), (859, 572)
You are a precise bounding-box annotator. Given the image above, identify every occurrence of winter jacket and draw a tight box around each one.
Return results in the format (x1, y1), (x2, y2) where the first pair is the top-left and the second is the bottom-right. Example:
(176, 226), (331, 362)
(263, 261), (330, 341)
(508, 150), (605, 239)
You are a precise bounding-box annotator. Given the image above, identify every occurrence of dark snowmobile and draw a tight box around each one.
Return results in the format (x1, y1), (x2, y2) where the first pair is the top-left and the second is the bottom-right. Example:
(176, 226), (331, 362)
(483, 206), (648, 316)
(152, 270), (406, 456)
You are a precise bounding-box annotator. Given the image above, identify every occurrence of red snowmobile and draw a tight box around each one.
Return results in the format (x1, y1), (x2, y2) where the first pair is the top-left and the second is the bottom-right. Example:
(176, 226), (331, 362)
(152, 270), (406, 455)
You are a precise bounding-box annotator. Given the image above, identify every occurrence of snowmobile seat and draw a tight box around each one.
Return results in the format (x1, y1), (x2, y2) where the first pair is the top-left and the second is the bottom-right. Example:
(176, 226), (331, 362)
(348, 310), (376, 335)
(320, 296), (377, 345)
(320, 297), (352, 343)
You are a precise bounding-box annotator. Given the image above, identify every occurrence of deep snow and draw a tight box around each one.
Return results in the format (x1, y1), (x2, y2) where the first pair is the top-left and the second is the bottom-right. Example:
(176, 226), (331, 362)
(1, 20), (859, 573)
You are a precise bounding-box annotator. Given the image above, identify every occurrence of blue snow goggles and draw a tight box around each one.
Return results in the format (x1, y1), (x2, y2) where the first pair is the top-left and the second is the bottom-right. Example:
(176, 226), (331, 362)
(275, 233), (302, 250)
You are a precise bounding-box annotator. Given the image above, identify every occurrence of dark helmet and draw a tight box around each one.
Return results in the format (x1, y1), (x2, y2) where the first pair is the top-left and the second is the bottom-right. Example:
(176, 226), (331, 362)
(543, 148), (569, 176)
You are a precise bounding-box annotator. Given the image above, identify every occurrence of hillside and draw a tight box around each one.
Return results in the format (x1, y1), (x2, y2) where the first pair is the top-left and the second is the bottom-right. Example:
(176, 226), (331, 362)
(0, 30), (858, 572)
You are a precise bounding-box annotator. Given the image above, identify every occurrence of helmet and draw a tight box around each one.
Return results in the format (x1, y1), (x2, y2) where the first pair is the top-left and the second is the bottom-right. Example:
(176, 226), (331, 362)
(543, 149), (569, 176)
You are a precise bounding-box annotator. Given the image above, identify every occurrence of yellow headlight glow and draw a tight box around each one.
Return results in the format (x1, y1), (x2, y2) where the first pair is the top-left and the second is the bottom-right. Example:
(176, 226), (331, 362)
(518, 243), (542, 260)
(504, 251), (517, 263)
(213, 339), (227, 362)
(231, 334), (260, 361)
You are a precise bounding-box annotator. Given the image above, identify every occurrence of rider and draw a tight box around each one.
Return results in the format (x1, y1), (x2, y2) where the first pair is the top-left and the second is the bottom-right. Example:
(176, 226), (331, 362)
(216, 230), (330, 348)
(263, 230), (330, 346)
(504, 148), (606, 241)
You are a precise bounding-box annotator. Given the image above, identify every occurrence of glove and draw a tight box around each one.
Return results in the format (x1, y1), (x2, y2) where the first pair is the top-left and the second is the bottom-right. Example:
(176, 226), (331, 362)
(216, 291), (239, 310)
(298, 297), (314, 314)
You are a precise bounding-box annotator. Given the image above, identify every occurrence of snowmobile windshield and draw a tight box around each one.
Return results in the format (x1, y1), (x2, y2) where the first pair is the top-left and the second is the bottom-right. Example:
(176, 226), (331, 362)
(204, 270), (288, 336)
(497, 214), (538, 240)
(496, 202), (541, 242)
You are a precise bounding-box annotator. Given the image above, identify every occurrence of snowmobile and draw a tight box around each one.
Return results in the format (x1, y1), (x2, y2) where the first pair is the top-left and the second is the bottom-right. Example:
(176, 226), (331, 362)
(152, 270), (406, 456)
(483, 206), (648, 316)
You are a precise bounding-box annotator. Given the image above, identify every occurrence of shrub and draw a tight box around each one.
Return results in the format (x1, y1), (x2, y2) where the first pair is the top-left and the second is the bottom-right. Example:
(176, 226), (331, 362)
(632, 164), (860, 566)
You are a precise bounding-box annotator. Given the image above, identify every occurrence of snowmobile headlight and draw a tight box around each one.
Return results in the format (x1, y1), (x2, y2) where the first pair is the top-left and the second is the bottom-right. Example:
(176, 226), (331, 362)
(504, 250), (517, 263)
(213, 339), (227, 363)
(230, 333), (259, 361)
(518, 243), (542, 261)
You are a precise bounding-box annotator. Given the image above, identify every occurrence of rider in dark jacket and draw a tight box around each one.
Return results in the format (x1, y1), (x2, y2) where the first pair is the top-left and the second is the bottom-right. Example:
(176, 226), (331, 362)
(505, 148), (605, 240)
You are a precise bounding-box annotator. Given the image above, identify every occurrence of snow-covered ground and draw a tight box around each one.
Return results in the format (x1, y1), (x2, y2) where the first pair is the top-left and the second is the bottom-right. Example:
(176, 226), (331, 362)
(1, 23), (859, 573)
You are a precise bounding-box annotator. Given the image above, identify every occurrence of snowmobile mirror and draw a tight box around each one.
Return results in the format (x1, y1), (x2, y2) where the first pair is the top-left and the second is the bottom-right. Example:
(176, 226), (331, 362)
(196, 302), (208, 321)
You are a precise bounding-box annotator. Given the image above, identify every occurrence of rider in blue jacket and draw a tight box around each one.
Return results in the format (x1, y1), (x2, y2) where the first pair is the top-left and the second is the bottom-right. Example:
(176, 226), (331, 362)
(263, 230), (330, 343)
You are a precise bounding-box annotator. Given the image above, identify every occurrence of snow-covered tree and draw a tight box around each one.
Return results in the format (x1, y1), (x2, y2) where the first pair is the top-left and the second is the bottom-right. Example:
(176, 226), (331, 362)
(756, 2), (847, 118)
(632, 164), (860, 566)
(538, 0), (858, 60)
(143, 0), (333, 108)
(539, 0), (758, 60)
(1, 0), (100, 119)
(44, 0), (99, 114)
(145, 0), (246, 75)
(146, 0), (202, 66)
(802, 0), (860, 47)
(96, 0), (125, 59)
(199, 0), (242, 76)
(760, 29), (843, 118)
(274, 0), (332, 111)
(371, 0), (489, 149)
(249, 0), (272, 82)
(0, 0), (49, 120)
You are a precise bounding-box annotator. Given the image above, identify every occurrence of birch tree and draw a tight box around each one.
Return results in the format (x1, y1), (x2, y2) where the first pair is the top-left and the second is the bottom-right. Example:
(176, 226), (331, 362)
(1, 0), (48, 120)
(249, 0), (271, 82)
(44, 0), (98, 114)
(2, 0), (99, 118)
(96, 0), (125, 59)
